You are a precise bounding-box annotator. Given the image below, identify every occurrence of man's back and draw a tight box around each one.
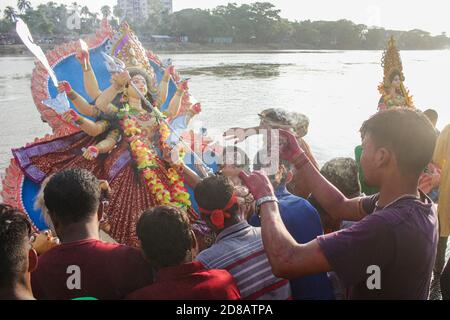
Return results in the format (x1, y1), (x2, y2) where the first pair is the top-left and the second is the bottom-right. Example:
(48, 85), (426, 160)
(196, 221), (291, 300)
(32, 239), (152, 300)
(318, 193), (438, 299)
(126, 261), (241, 300)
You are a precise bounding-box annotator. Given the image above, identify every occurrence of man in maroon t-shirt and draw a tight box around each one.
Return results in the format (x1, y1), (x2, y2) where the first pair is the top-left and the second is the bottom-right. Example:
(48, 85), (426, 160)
(31, 169), (152, 300)
(238, 109), (438, 300)
(126, 206), (240, 300)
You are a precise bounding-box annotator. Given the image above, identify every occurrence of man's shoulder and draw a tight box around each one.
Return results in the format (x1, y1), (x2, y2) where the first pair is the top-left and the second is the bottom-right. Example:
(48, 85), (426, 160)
(197, 233), (264, 268)
(125, 284), (159, 300)
(38, 240), (141, 266)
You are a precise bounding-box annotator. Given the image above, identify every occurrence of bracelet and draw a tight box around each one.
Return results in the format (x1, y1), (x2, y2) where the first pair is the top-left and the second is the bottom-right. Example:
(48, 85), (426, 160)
(113, 83), (124, 91)
(67, 91), (77, 100)
(74, 117), (84, 125)
(255, 196), (279, 208)
(256, 196), (279, 219)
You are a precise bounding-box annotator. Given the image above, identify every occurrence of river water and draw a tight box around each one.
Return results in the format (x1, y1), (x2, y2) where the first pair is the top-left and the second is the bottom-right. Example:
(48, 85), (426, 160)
(1, 50), (449, 175)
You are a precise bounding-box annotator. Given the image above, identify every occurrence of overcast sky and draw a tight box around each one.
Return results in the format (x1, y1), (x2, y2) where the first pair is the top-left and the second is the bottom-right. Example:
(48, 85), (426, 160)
(2, 0), (450, 35)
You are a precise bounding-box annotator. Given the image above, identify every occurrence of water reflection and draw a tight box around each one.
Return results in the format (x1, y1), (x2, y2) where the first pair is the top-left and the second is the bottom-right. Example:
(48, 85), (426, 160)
(181, 63), (293, 79)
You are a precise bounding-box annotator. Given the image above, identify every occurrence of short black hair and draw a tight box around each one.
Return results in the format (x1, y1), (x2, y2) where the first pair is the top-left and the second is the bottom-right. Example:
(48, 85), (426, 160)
(360, 108), (437, 176)
(320, 158), (360, 198)
(136, 206), (193, 269)
(194, 176), (239, 227)
(0, 205), (32, 286)
(423, 109), (438, 125)
(44, 169), (100, 224)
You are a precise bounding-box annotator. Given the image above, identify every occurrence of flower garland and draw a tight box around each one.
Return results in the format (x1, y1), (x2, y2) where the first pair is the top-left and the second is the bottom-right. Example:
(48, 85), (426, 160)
(118, 103), (191, 208)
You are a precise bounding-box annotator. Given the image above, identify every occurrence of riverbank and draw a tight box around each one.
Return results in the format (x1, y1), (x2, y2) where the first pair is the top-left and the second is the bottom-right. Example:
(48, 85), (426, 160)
(0, 42), (316, 56)
(2, 43), (449, 56)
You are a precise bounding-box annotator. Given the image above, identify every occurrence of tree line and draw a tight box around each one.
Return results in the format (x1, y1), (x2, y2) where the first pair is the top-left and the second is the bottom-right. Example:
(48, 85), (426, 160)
(2, 1), (449, 49)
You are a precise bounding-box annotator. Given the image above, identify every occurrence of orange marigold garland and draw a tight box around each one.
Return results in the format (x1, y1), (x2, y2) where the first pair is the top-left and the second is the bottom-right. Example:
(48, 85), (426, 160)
(119, 104), (191, 208)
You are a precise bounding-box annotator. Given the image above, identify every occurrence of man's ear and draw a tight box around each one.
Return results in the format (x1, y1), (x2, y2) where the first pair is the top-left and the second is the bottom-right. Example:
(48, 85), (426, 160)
(28, 249), (38, 273)
(375, 147), (392, 168)
(97, 204), (103, 222)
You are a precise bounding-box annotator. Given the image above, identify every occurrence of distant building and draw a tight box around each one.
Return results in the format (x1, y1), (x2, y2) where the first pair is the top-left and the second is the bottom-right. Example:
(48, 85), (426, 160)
(160, 0), (173, 14)
(117, 0), (173, 21)
(117, 0), (149, 20)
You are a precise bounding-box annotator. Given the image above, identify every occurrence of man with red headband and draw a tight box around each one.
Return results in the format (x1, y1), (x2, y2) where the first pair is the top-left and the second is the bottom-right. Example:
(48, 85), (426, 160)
(194, 176), (291, 300)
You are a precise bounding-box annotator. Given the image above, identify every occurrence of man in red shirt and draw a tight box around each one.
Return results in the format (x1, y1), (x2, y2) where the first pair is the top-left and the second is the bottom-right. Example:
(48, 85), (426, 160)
(31, 169), (152, 300)
(126, 206), (241, 300)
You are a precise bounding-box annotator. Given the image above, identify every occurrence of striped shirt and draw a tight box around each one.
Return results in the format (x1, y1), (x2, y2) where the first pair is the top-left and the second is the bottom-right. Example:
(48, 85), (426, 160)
(196, 221), (291, 300)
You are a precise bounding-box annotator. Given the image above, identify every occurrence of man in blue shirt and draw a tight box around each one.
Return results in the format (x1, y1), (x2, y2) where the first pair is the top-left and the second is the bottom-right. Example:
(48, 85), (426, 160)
(250, 153), (335, 300)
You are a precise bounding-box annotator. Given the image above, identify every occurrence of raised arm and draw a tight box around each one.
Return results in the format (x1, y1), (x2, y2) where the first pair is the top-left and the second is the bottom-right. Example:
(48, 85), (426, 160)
(156, 66), (173, 108)
(280, 129), (366, 222)
(223, 126), (265, 144)
(164, 80), (187, 119)
(239, 171), (331, 278)
(76, 47), (102, 100)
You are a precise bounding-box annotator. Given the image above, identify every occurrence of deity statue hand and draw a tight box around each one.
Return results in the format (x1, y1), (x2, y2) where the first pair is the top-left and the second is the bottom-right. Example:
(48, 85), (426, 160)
(58, 81), (76, 100)
(111, 71), (131, 90)
(95, 71), (131, 112)
(82, 146), (99, 160)
(178, 79), (189, 92)
(62, 109), (81, 124)
(83, 129), (121, 160)
(75, 46), (90, 69)
(162, 65), (174, 81)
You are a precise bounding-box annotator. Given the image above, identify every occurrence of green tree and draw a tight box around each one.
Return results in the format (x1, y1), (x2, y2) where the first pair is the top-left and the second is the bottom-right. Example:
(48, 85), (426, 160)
(17, 0), (32, 14)
(101, 5), (111, 20)
(3, 6), (17, 22)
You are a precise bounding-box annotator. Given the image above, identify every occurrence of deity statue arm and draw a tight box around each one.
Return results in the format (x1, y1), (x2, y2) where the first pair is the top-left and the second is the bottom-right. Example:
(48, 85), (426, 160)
(156, 67), (172, 108)
(82, 129), (121, 161)
(76, 47), (102, 100)
(95, 71), (131, 112)
(78, 118), (110, 137)
(58, 81), (99, 118)
(164, 80), (187, 118)
(82, 61), (102, 100)
(62, 110), (110, 137)
(95, 129), (121, 154)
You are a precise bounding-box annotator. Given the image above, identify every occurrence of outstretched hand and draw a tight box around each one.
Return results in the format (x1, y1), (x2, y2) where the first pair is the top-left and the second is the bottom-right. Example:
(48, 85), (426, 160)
(111, 71), (131, 90)
(82, 146), (99, 161)
(62, 109), (80, 124)
(58, 81), (72, 94)
(223, 127), (248, 144)
(75, 46), (90, 66)
(178, 79), (189, 91)
(239, 170), (275, 201)
(278, 129), (305, 162)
